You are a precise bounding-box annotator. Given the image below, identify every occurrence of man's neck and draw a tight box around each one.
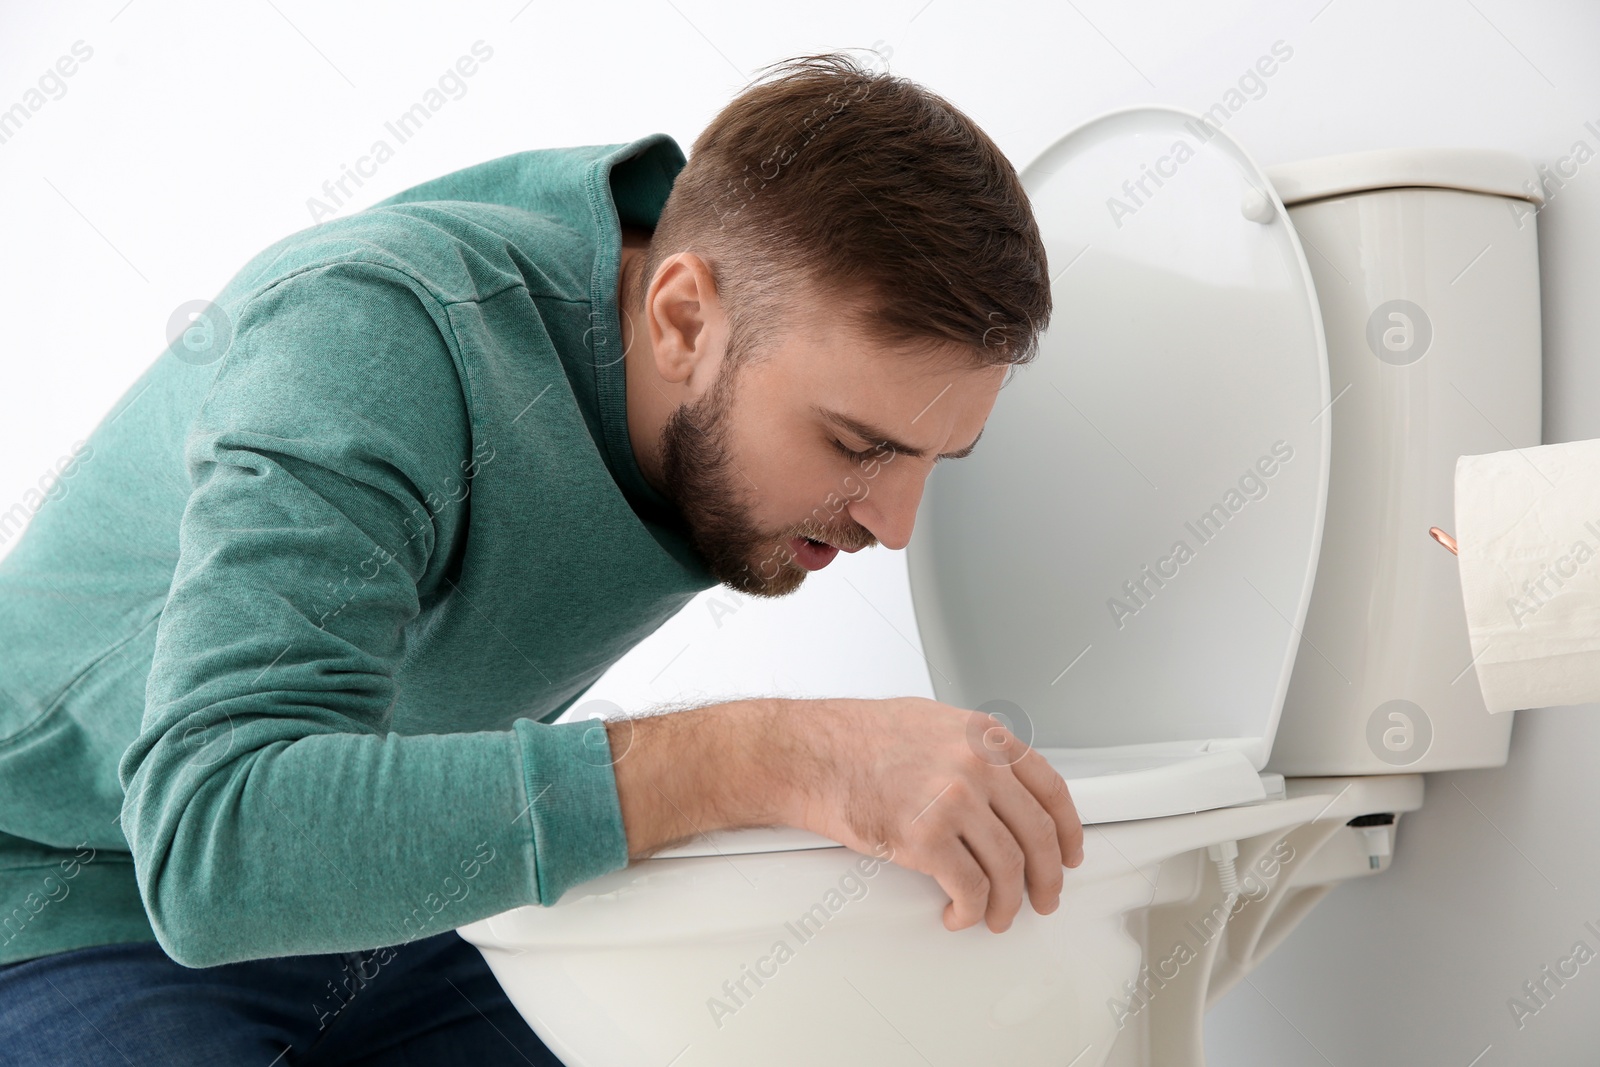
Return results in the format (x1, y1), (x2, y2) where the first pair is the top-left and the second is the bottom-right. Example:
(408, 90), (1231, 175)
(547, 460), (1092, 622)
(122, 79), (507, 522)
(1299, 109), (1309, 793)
(618, 230), (672, 499)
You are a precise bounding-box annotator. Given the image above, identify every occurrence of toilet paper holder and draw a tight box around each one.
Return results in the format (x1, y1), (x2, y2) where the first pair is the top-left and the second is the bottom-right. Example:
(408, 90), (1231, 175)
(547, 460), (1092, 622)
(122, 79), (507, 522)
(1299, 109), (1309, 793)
(1429, 527), (1459, 556)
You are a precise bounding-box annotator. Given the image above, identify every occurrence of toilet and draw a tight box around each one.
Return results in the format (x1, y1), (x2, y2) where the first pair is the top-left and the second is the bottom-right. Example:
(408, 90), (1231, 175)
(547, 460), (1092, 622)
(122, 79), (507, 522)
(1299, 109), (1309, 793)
(457, 108), (1544, 1065)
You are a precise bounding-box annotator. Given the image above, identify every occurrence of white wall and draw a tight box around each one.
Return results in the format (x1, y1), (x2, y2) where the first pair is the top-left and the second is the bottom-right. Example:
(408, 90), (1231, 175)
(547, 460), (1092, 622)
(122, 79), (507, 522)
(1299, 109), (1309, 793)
(4, 0), (1598, 1061)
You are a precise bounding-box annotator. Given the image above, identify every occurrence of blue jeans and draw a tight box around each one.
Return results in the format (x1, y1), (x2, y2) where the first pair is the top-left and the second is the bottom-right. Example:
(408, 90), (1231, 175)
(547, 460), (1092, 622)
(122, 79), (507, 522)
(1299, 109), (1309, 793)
(0, 930), (564, 1065)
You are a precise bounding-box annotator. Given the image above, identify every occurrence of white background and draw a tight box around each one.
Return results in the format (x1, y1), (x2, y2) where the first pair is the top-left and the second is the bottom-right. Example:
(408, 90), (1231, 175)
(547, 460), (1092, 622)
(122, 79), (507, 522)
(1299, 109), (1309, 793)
(3, 1), (1599, 1062)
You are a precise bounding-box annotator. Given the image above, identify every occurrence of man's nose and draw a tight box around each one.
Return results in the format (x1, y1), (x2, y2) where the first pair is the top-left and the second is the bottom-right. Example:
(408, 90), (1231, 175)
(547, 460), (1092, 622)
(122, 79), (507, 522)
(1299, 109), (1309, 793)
(848, 469), (926, 552)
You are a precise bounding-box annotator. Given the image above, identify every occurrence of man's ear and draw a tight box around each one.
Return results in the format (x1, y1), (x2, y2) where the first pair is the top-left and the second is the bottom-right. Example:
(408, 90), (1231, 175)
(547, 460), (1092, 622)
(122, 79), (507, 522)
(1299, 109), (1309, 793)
(644, 252), (727, 392)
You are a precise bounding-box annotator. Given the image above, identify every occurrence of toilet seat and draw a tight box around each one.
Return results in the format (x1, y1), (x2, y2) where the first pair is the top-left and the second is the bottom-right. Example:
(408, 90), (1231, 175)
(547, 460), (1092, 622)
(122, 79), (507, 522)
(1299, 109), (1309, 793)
(652, 748), (1283, 859)
(901, 106), (1331, 821)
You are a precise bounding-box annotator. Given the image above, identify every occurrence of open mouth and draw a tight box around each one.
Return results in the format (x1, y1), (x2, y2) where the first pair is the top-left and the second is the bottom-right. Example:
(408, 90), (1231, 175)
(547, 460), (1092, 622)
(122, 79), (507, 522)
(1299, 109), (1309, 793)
(788, 535), (841, 572)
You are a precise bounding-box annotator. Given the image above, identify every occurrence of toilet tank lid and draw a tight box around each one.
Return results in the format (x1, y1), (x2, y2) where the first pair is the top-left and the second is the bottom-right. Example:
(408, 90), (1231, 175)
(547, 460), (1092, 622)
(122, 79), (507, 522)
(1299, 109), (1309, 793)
(1265, 147), (1543, 207)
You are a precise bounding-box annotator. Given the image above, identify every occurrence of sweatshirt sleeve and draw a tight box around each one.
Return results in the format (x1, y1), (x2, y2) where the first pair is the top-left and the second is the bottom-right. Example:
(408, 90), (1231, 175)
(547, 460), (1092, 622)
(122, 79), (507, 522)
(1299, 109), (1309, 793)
(117, 259), (630, 969)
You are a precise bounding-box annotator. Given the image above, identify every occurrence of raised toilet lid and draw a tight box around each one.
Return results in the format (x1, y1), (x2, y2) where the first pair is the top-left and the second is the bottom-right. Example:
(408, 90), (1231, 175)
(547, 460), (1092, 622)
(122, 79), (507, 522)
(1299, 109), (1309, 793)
(903, 107), (1331, 824)
(652, 109), (1331, 861)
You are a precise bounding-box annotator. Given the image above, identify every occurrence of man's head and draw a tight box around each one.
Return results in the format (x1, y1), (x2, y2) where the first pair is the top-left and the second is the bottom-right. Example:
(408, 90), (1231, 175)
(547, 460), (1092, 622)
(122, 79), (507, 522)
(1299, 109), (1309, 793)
(620, 52), (1051, 598)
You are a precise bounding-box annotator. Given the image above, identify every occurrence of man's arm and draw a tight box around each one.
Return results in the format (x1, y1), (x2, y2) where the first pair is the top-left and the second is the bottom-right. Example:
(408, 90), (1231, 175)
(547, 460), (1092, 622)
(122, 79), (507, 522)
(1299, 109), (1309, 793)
(609, 695), (1085, 934)
(119, 261), (628, 967)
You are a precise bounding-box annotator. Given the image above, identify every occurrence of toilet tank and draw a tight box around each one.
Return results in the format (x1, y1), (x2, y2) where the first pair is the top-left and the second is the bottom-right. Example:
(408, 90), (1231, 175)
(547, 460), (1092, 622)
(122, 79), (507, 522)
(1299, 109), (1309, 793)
(1262, 149), (1544, 776)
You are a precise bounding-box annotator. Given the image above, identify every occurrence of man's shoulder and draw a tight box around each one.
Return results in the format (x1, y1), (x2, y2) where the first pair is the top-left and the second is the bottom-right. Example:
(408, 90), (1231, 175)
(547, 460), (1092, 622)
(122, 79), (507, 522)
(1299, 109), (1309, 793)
(223, 201), (591, 314)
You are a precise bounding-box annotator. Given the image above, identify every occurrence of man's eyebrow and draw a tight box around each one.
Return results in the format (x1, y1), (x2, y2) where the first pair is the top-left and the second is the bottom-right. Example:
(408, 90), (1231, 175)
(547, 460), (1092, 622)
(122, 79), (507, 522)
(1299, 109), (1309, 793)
(813, 405), (984, 461)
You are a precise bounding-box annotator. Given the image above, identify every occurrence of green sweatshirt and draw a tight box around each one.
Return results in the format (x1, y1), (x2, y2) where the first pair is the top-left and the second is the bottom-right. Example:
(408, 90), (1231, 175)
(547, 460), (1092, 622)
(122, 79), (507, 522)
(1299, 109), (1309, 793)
(0, 133), (718, 968)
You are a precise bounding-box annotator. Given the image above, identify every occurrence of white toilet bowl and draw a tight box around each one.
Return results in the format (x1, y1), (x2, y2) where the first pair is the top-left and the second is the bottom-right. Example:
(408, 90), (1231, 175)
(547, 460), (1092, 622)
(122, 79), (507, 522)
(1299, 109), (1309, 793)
(460, 770), (1420, 1066)
(459, 110), (1543, 1065)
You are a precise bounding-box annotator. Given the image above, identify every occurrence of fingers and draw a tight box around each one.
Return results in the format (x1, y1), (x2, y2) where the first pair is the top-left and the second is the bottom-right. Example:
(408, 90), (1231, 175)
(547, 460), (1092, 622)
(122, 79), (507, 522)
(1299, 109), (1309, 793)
(925, 837), (990, 931)
(988, 777), (1065, 917)
(867, 703), (1088, 936)
(1010, 744), (1085, 867)
(959, 806), (1029, 932)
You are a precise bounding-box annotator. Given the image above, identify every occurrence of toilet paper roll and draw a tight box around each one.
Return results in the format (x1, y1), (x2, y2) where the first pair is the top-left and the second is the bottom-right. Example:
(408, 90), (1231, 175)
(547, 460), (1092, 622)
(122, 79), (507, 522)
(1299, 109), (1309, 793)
(1455, 439), (1600, 713)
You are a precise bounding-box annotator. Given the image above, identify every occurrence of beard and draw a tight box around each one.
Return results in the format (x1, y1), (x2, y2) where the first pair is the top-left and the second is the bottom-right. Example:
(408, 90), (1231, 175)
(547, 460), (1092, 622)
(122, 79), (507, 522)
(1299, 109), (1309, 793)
(656, 349), (814, 599)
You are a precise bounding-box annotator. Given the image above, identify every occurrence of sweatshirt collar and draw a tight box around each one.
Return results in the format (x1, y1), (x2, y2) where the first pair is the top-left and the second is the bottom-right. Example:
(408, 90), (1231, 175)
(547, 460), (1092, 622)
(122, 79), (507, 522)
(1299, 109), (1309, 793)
(583, 133), (688, 524)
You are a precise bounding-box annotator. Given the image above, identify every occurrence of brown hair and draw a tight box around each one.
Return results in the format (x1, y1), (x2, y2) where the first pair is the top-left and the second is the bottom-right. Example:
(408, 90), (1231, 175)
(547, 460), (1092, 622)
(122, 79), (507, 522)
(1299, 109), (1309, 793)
(634, 52), (1051, 368)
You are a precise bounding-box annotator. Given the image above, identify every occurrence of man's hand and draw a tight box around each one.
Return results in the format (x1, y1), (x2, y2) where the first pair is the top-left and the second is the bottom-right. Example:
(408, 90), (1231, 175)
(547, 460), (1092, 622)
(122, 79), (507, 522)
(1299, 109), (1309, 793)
(607, 695), (1084, 935)
(781, 696), (1083, 933)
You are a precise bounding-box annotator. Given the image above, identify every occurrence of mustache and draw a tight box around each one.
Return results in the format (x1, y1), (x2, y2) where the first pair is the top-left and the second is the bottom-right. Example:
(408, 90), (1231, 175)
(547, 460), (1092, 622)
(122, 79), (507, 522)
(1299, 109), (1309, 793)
(794, 529), (876, 552)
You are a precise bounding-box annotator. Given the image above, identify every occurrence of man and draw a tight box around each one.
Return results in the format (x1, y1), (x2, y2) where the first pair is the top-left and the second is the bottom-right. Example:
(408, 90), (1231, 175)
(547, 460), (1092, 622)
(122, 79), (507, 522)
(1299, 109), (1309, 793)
(0, 52), (1082, 1063)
